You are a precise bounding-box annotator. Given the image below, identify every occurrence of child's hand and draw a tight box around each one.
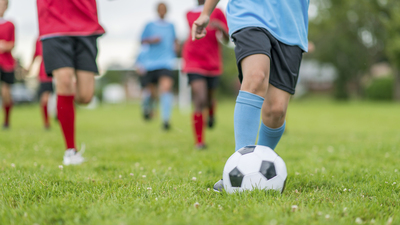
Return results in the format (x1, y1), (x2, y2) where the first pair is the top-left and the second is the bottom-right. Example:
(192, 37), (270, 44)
(192, 14), (210, 41)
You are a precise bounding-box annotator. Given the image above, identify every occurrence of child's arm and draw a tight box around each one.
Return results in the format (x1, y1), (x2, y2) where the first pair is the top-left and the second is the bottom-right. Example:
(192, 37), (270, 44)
(0, 40), (14, 53)
(191, 0), (220, 41)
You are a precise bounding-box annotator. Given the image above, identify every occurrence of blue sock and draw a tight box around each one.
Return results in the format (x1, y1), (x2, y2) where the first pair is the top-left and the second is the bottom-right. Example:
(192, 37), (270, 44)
(234, 91), (264, 151)
(257, 121), (286, 150)
(160, 92), (173, 123)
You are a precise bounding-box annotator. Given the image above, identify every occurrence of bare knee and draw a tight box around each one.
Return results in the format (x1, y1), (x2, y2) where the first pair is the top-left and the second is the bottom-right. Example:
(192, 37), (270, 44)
(263, 104), (287, 123)
(241, 70), (268, 96)
(193, 95), (207, 112)
(76, 94), (93, 104)
(54, 68), (75, 95)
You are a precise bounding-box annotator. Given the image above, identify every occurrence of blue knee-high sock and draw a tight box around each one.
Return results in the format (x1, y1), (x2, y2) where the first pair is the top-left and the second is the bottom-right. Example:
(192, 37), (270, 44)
(257, 121), (286, 150)
(234, 91), (264, 151)
(160, 92), (173, 123)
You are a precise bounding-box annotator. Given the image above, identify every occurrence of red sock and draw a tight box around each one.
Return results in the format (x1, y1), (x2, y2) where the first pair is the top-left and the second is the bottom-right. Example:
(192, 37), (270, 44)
(193, 112), (204, 144)
(209, 101), (216, 118)
(42, 103), (49, 128)
(57, 95), (75, 149)
(3, 103), (12, 126)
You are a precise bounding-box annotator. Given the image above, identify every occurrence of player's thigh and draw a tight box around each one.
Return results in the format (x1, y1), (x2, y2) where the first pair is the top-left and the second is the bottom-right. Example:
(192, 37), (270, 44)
(158, 71), (173, 93)
(76, 70), (95, 102)
(189, 76), (208, 105)
(53, 67), (75, 95)
(240, 54), (271, 96)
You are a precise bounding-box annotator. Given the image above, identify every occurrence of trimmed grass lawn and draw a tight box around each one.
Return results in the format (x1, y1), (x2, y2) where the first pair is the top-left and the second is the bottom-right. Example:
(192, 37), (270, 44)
(1, 98), (400, 224)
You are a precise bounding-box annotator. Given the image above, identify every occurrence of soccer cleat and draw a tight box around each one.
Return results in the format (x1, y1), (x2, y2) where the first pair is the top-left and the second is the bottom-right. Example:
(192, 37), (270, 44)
(63, 149), (84, 165)
(213, 179), (224, 192)
(208, 116), (215, 129)
(2, 123), (9, 130)
(195, 143), (207, 150)
(163, 122), (170, 130)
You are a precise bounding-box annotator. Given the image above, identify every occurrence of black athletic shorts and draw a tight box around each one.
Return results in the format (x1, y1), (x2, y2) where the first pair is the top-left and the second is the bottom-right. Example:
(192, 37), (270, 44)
(38, 81), (54, 97)
(0, 69), (15, 84)
(232, 27), (303, 95)
(140, 69), (173, 87)
(188, 73), (220, 89)
(42, 35), (100, 76)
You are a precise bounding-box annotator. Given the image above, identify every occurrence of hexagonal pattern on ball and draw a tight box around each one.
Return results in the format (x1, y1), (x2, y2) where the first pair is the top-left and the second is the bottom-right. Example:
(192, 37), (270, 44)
(229, 167), (245, 187)
(274, 156), (288, 180)
(236, 153), (263, 175)
(253, 145), (278, 162)
(259, 161), (277, 180)
(237, 145), (256, 155)
(241, 172), (268, 191)
(223, 151), (241, 177)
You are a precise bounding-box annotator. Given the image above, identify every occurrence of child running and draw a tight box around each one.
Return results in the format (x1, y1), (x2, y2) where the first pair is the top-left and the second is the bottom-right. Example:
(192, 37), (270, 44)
(182, 0), (228, 149)
(37, 0), (105, 165)
(31, 38), (53, 130)
(0, 0), (15, 129)
(140, 2), (178, 130)
(192, 0), (309, 191)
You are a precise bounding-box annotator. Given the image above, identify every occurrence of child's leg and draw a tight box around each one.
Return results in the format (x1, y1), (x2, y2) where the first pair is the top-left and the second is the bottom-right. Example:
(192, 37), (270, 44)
(54, 67), (77, 150)
(1, 82), (12, 127)
(257, 85), (290, 150)
(40, 91), (51, 128)
(159, 75), (174, 126)
(190, 78), (207, 145)
(234, 54), (270, 151)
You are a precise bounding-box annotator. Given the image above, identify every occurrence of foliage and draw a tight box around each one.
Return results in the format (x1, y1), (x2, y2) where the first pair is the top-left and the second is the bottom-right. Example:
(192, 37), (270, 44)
(1, 101), (400, 224)
(220, 45), (239, 97)
(309, 0), (384, 100)
(365, 76), (394, 101)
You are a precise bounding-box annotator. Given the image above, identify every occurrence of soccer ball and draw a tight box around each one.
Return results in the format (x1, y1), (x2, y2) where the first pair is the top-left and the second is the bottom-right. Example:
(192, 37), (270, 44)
(223, 145), (287, 193)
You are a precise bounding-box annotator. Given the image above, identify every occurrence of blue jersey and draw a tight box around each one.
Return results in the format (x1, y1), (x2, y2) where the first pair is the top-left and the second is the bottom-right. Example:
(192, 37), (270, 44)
(226, 0), (310, 51)
(140, 20), (176, 71)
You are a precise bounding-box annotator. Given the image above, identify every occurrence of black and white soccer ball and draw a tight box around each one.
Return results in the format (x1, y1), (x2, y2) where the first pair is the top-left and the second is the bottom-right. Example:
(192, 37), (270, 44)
(223, 145), (287, 193)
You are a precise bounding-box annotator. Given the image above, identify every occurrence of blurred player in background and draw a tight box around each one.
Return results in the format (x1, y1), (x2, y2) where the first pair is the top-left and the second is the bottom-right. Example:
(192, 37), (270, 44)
(31, 38), (53, 130)
(37, 0), (105, 165)
(192, 0), (309, 190)
(182, 0), (228, 149)
(140, 2), (178, 130)
(0, 0), (15, 129)
(135, 44), (155, 120)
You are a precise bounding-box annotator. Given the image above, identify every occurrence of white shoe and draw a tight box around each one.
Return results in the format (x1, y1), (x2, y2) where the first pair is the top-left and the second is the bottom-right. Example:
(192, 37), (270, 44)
(63, 149), (84, 165)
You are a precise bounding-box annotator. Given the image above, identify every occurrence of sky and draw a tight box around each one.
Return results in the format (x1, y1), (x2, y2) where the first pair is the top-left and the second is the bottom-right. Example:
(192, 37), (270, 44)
(5, 0), (229, 71)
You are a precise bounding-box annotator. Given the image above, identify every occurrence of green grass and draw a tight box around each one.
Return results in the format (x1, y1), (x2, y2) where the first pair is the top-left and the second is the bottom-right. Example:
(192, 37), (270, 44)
(1, 98), (400, 225)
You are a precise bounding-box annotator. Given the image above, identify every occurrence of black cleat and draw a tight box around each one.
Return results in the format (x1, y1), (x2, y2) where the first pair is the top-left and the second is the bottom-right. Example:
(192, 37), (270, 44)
(213, 179), (224, 192)
(208, 116), (215, 129)
(163, 122), (170, 130)
(2, 123), (9, 130)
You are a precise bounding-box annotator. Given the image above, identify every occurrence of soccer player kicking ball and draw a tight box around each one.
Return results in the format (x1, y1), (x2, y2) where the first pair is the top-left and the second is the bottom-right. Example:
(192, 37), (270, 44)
(192, 0), (309, 191)
(37, 0), (105, 165)
(182, 0), (229, 149)
(31, 38), (53, 130)
(0, 0), (15, 129)
(140, 2), (178, 130)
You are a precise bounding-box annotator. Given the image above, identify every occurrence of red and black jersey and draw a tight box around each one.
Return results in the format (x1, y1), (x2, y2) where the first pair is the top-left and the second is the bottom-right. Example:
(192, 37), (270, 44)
(37, 0), (105, 39)
(0, 19), (15, 72)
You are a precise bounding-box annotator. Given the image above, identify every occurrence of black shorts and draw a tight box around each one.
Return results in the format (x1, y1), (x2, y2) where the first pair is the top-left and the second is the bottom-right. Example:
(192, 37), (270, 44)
(188, 73), (220, 90)
(42, 35), (100, 76)
(232, 27), (303, 95)
(0, 69), (14, 84)
(140, 69), (173, 87)
(38, 81), (54, 97)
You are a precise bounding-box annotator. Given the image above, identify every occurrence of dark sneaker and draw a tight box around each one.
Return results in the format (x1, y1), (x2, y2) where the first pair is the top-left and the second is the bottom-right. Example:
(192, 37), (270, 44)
(208, 116), (215, 129)
(195, 143), (207, 150)
(163, 122), (170, 130)
(213, 179), (224, 192)
(2, 123), (9, 130)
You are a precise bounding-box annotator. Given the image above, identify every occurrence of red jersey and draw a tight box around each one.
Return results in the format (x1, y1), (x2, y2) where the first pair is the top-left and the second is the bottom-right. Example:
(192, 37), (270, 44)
(182, 7), (228, 76)
(37, 0), (105, 39)
(0, 19), (15, 72)
(33, 39), (52, 82)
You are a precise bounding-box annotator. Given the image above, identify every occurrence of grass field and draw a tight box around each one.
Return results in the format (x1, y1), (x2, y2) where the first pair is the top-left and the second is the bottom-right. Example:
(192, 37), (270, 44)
(1, 98), (400, 225)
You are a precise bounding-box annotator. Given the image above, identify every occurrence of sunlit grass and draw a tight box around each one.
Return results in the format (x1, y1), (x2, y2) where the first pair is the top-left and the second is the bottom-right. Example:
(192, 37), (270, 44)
(0, 98), (399, 224)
